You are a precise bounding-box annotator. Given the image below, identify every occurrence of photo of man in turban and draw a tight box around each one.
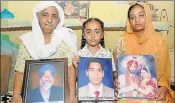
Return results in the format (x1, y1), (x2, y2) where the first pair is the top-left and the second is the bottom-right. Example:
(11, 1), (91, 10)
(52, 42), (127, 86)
(26, 63), (63, 103)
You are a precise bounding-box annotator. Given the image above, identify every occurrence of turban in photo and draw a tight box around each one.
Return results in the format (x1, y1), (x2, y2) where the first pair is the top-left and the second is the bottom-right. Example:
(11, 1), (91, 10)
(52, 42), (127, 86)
(38, 63), (56, 78)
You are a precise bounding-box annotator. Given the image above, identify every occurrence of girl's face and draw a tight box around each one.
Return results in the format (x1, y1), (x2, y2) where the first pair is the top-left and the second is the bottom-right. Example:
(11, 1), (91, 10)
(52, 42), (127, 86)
(129, 5), (146, 32)
(84, 21), (103, 47)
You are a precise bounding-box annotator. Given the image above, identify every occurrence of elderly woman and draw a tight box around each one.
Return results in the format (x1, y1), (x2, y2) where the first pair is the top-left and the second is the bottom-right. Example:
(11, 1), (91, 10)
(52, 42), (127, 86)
(11, 1), (77, 103)
(113, 2), (174, 103)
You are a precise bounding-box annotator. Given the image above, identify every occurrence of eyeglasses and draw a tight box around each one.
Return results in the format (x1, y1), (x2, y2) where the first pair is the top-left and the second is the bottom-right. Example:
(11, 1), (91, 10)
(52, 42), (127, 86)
(84, 29), (102, 35)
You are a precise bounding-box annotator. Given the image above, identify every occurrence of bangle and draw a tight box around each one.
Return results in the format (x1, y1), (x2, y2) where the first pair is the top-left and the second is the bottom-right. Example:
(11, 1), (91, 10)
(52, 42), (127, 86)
(69, 90), (76, 95)
(12, 94), (21, 99)
(69, 90), (76, 94)
(69, 89), (76, 91)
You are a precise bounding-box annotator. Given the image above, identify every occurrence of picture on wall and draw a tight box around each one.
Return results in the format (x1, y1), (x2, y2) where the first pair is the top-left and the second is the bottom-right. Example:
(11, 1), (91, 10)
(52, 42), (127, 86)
(55, 1), (89, 26)
(56, 1), (89, 19)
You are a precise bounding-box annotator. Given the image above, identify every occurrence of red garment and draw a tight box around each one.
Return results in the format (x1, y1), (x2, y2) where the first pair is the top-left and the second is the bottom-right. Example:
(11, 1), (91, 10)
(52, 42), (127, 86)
(94, 91), (100, 100)
(145, 79), (158, 98)
(139, 78), (158, 98)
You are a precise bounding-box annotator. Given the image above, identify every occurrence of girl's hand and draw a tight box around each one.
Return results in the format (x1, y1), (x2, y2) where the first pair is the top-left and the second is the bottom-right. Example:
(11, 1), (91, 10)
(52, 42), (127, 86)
(72, 56), (80, 68)
(69, 90), (77, 103)
(11, 95), (22, 103)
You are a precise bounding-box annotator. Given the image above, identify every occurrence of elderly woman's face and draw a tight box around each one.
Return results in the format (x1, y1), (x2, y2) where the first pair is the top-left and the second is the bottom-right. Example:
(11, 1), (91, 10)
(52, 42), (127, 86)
(129, 5), (146, 32)
(38, 6), (59, 35)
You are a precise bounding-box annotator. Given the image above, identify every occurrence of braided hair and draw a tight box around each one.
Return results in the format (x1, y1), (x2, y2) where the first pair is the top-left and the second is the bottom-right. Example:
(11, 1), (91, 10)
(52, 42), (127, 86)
(80, 18), (105, 49)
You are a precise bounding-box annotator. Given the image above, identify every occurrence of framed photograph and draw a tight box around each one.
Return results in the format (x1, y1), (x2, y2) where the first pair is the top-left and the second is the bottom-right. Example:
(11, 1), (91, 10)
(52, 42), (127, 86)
(21, 58), (68, 103)
(78, 57), (115, 102)
(117, 54), (158, 99)
(56, 1), (90, 26)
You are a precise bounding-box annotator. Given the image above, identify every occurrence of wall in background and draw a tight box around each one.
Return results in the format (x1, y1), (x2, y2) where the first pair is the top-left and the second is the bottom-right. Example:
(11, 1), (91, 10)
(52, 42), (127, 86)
(1, 1), (174, 82)
(1, 1), (174, 49)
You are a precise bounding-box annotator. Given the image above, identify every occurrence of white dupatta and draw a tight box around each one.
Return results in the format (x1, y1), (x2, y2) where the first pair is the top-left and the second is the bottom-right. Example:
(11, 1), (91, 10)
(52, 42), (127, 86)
(19, 1), (77, 59)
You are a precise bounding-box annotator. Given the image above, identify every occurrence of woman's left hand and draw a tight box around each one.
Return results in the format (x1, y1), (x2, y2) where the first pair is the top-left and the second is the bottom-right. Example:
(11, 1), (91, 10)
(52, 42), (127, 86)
(152, 86), (168, 101)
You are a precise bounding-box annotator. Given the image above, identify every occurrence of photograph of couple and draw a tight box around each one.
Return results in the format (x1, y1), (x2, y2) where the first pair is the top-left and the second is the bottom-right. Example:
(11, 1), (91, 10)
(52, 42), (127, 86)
(117, 55), (158, 99)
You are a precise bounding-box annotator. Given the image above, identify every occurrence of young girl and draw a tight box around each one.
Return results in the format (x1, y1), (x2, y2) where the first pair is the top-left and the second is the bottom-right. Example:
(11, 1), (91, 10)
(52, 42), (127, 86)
(69, 18), (116, 103)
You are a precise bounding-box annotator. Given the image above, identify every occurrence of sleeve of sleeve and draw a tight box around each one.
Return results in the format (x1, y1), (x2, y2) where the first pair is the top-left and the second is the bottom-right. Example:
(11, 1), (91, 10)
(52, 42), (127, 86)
(155, 40), (174, 99)
(113, 36), (126, 72)
(14, 44), (29, 73)
(109, 51), (116, 72)
(113, 36), (126, 58)
(156, 40), (171, 86)
(64, 46), (74, 67)
(67, 52), (74, 67)
(112, 56), (116, 72)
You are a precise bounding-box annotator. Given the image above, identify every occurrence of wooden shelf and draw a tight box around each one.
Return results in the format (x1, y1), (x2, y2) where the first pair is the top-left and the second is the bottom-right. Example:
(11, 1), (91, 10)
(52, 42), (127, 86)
(1, 27), (32, 31)
(1, 26), (163, 32)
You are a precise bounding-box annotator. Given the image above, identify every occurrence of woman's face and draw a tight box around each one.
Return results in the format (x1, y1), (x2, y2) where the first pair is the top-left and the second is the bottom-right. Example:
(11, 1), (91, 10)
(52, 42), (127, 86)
(140, 69), (148, 79)
(129, 5), (146, 32)
(84, 21), (103, 47)
(38, 6), (59, 35)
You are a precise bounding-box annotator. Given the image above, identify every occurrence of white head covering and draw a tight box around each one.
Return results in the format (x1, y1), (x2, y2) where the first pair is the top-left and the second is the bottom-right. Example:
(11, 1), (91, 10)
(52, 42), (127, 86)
(19, 1), (77, 59)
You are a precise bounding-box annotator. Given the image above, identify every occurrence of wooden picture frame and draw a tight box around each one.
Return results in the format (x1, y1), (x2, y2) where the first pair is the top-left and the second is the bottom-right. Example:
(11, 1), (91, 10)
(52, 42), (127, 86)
(21, 58), (68, 103)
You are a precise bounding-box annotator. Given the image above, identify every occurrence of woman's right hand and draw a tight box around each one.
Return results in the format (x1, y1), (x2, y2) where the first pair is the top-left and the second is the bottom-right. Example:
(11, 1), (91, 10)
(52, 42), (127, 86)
(114, 78), (120, 101)
(72, 56), (80, 68)
(11, 95), (22, 103)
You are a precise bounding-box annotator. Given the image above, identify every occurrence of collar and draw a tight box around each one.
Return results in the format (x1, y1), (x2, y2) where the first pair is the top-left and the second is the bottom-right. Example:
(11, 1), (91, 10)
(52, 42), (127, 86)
(83, 44), (105, 57)
(39, 86), (51, 102)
